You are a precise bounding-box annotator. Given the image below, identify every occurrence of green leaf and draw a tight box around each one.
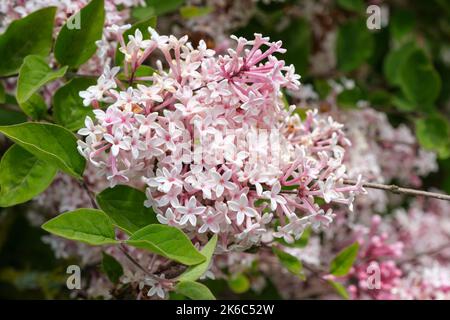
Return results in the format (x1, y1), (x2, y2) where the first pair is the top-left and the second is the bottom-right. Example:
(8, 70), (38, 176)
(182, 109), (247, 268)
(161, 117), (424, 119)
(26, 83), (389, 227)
(0, 123), (86, 178)
(328, 280), (350, 299)
(390, 9), (415, 41)
(329, 242), (359, 276)
(115, 17), (157, 66)
(314, 79), (332, 100)
(42, 209), (118, 245)
(383, 42), (418, 86)
(228, 273), (250, 294)
(398, 49), (441, 106)
(283, 18), (311, 76)
(0, 82), (5, 104)
(145, 0), (183, 15)
(0, 144), (57, 207)
(180, 6), (212, 19)
(178, 234), (218, 282)
(126, 224), (205, 265)
(273, 247), (305, 280)
(101, 252), (124, 283)
(0, 108), (27, 125)
(0, 7), (56, 76)
(336, 18), (374, 72)
(175, 281), (216, 300)
(415, 114), (450, 159)
(336, 86), (363, 109)
(96, 185), (158, 234)
(54, 0), (105, 68)
(18, 93), (47, 120)
(337, 0), (365, 13)
(53, 78), (96, 131)
(16, 55), (67, 104)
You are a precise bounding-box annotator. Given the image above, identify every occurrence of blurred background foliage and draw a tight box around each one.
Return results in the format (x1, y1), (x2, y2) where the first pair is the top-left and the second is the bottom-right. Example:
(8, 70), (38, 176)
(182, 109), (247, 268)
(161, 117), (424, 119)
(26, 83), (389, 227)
(0, 0), (449, 299)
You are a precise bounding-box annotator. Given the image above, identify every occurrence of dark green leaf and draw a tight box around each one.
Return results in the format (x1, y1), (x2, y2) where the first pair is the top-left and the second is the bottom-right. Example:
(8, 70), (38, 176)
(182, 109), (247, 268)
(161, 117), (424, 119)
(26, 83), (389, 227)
(145, 0), (183, 15)
(18, 93), (47, 120)
(390, 9), (415, 41)
(0, 144), (57, 207)
(398, 49), (441, 106)
(0, 108), (27, 125)
(337, 0), (365, 13)
(16, 55), (67, 104)
(337, 19), (374, 72)
(53, 78), (96, 131)
(0, 82), (4, 104)
(54, 0), (105, 67)
(336, 86), (363, 109)
(383, 42), (417, 86)
(96, 185), (158, 234)
(101, 252), (123, 283)
(0, 123), (86, 178)
(0, 7), (56, 76)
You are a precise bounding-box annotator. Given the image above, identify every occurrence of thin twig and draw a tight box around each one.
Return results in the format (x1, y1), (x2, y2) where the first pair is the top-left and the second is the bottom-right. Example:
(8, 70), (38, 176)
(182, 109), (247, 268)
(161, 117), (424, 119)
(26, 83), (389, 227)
(119, 244), (152, 276)
(343, 179), (450, 202)
(79, 180), (99, 209)
(272, 180), (450, 202)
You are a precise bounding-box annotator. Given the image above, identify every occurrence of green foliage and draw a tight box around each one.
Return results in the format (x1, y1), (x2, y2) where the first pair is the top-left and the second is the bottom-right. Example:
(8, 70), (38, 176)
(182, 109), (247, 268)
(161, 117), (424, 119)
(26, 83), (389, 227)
(398, 49), (441, 107)
(54, 0), (105, 68)
(327, 280), (350, 299)
(383, 42), (418, 86)
(126, 224), (206, 265)
(0, 83), (5, 104)
(228, 273), (250, 294)
(415, 114), (450, 158)
(101, 252), (124, 283)
(41, 209), (118, 245)
(0, 145), (57, 207)
(17, 93), (47, 120)
(175, 281), (216, 300)
(96, 185), (158, 234)
(180, 6), (213, 19)
(273, 247), (305, 279)
(0, 108), (27, 126)
(178, 234), (218, 282)
(337, 0), (365, 13)
(282, 18), (311, 76)
(336, 18), (374, 72)
(52, 78), (96, 131)
(0, 123), (86, 178)
(336, 86), (363, 109)
(0, 7), (56, 76)
(329, 242), (359, 276)
(390, 9), (415, 41)
(16, 55), (67, 104)
(145, 0), (184, 16)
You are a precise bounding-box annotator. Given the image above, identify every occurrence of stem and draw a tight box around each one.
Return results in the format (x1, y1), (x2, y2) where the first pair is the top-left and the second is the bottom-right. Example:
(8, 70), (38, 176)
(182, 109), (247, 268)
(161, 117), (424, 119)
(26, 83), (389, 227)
(272, 180), (450, 202)
(119, 245), (174, 285)
(342, 179), (450, 202)
(79, 180), (99, 209)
